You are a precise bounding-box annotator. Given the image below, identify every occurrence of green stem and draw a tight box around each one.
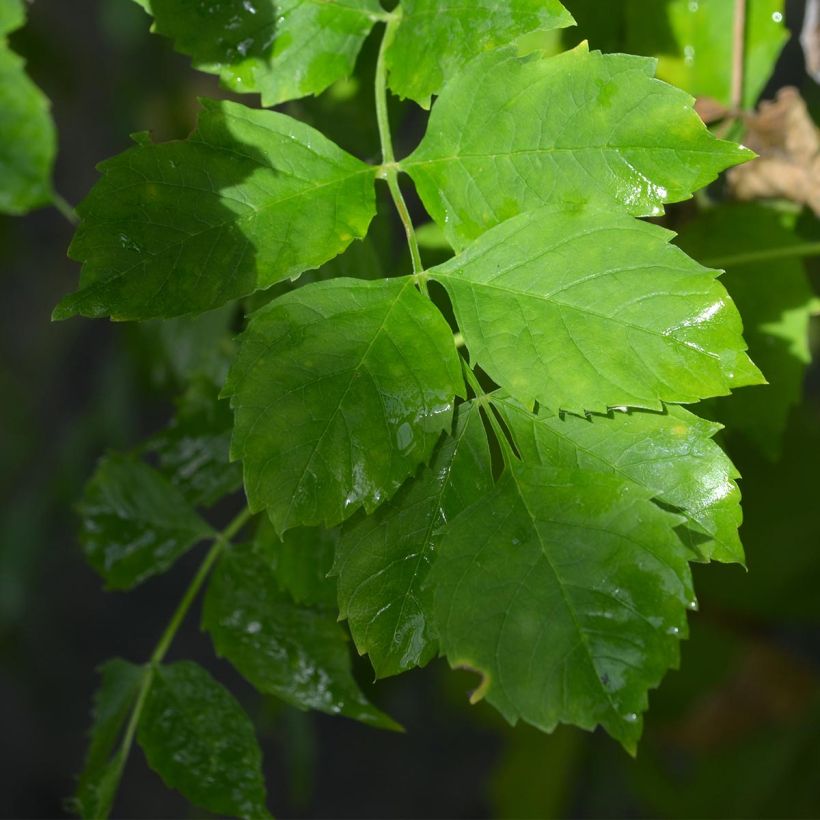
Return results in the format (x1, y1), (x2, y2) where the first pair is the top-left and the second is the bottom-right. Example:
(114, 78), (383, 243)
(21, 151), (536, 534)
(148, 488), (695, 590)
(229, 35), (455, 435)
(375, 13), (427, 291)
(99, 507), (253, 819)
(704, 242), (820, 269)
(52, 191), (78, 226)
(460, 357), (515, 466)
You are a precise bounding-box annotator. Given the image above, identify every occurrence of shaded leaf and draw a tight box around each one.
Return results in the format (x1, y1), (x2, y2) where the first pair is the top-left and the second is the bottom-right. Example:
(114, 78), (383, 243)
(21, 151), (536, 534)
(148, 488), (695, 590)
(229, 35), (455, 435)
(137, 661), (270, 819)
(405, 43), (750, 249)
(79, 454), (214, 590)
(55, 99), (377, 320)
(334, 400), (492, 678)
(429, 206), (762, 414)
(74, 660), (145, 820)
(203, 544), (399, 729)
(136, 0), (385, 107)
(494, 396), (743, 564)
(386, 0), (574, 107)
(431, 462), (694, 753)
(226, 277), (464, 534)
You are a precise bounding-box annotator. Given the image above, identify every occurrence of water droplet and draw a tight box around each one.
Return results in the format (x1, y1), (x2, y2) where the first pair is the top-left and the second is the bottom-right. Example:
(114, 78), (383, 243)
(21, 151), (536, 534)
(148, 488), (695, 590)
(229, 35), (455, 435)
(246, 620), (261, 634)
(666, 626), (680, 636)
(243, 0), (257, 13)
(772, 11), (783, 22)
(623, 712), (638, 723)
(687, 599), (699, 611)
(684, 44), (696, 66)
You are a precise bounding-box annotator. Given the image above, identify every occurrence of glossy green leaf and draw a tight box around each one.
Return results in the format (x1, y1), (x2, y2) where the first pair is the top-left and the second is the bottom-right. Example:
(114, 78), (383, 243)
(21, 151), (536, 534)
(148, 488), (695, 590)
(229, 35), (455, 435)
(0, 0), (56, 214)
(625, 0), (788, 109)
(226, 276), (464, 534)
(74, 660), (145, 820)
(136, 0), (384, 107)
(405, 43), (751, 249)
(431, 462), (694, 752)
(55, 99), (377, 321)
(137, 661), (270, 819)
(257, 519), (338, 609)
(203, 544), (399, 729)
(494, 396), (743, 564)
(430, 206), (762, 415)
(78, 454), (214, 590)
(678, 204), (819, 460)
(386, 0), (574, 107)
(334, 400), (492, 678)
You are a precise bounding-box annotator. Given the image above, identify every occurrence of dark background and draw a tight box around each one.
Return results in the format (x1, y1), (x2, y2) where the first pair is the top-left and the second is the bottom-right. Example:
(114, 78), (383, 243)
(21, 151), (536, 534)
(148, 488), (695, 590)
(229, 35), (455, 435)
(2, 1), (819, 817)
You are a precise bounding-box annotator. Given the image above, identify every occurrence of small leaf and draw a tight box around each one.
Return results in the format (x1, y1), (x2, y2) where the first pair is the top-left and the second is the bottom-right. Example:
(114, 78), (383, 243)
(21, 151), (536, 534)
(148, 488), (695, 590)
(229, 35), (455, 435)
(78, 454), (214, 590)
(136, 0), (384, 107)
(386, 0), (574, 107)
(495, 395), (744, 564)
(137, 661), (270, 819)
(334, 400), (492, 677)
(431, 463), (694, 753)
(678, 204), (820, 459)
(225, 277), (464, 534)
(0, 0), (56, 214)
(203, 544), (399, 729)
(55, 99), (377, 320)
(430, 206), (762, 414)
(405, 43), (751, 249)
(74, 660), (145, 820)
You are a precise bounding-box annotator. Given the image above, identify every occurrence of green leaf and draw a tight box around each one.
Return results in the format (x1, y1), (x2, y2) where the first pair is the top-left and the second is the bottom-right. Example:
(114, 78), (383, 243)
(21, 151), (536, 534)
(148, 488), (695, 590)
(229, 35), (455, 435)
(78, 454), (214, 590)
(137, 661), (270, 819)
(55, 99), (377, 321)
(136, 0), (385, 107)
(334, 400), (492, 678)
(74, 659), (145, 820)
(431, 462), (695, 752)
(386, 0), (574, 107)
(429, 206), (762, 415)
(0, 0), (56, 215)
(257, 519), (339, 609)
(494, 396), (744, 564)
(203, 544), (399, 729)
(145, 383), (243, 509)
(677, 204), (819, 460)
(404, 43), (751, 249)
(225, 276), (464, 534)
(625, 0), (788, 109)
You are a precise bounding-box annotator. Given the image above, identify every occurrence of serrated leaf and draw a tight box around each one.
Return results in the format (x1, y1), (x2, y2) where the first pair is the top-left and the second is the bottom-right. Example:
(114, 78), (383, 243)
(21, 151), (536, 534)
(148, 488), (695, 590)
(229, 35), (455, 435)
(74, 659), (145, 820)
(203, 544), (399, 729)
(225, 276), (464, 534)
(625, 0), (788, 109)
(137, 661), (270, 819)
(677, 204), (818, 460)
(0, 0), (56, 215)
(145, 384), (243, 509)
(430, 206), (762, 415)
(78, 454), (214, 590)
(55, 99), (376, 321)
(404, 43), (751, 249)
(431, 463), (694, 752)
(257, 519), (338, 609)
(136, 0), (384, 107)
(386, 0), (574, 107)
(334, 400), (492, 678)
(494, 396), (743, 564)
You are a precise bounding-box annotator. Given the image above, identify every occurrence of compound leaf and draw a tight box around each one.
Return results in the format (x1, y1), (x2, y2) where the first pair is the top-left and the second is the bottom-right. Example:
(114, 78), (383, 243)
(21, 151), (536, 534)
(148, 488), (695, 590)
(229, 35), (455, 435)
(0, 0), (56, 214)
(78, 453), (214, 590)
(334, 400), (492, 678)
(431, 463), (694, 753)
(137, 661), (270, 819)
(135, 0), (384, 107)
(386, 0), (574, 107)
(405, 43), (751, 249)
(495, 396), (744, 564)
(430, 206), (762, 414)
(74, 659), (145, 820)
(55, 99), (377, 321)
(226, 277), (464, 535)
(203, 543), (399, 729)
